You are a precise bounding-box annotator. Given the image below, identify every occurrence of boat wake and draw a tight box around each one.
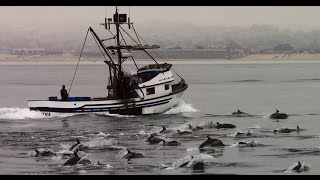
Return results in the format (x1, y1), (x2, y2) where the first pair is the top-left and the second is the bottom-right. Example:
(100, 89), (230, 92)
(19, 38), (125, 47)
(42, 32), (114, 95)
(163, 100), (199, 114)
(0, 107), (47, 120)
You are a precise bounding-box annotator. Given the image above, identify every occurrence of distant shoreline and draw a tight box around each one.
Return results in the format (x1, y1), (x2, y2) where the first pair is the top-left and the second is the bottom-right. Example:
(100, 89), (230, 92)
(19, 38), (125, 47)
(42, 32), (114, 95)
(1, 52), (320, 65)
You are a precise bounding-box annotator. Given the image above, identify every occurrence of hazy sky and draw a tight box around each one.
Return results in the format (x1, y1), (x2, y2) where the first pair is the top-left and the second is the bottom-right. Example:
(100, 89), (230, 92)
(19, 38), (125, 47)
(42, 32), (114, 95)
(1, 6), (320, 30)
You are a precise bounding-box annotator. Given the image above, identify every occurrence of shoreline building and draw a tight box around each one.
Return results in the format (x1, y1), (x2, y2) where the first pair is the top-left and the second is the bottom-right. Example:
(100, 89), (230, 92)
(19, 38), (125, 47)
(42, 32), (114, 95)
(12, 48), (45, 55)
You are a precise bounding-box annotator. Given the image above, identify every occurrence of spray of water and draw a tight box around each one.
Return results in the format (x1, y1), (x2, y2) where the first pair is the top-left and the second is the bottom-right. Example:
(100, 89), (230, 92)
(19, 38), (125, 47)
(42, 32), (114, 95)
(164, 100), (199, 114)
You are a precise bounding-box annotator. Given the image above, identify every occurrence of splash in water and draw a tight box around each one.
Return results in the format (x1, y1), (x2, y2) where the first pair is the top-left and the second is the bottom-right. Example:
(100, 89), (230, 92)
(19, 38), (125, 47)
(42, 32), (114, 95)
(0, 108), (46, 119)
(164, 100), (199, 114)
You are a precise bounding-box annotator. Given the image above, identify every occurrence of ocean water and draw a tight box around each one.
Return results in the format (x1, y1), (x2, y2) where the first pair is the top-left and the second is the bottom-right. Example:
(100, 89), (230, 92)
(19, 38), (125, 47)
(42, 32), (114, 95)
(1, 61), (320, 174)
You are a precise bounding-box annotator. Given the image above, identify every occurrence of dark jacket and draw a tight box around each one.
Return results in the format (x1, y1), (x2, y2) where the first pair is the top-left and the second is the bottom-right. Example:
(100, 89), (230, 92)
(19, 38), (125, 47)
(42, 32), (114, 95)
(60, 88), (69, 101)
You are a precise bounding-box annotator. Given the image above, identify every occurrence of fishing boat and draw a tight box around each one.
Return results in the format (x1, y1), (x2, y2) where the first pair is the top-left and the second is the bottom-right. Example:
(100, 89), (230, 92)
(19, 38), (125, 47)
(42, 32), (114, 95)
(28, 7), (188, 116)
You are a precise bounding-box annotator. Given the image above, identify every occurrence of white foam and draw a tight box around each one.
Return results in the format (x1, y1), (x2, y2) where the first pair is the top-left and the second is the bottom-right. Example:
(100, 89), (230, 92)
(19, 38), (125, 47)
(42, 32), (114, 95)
(138, 130), (147, 135)
(95, 112), (135, 118)
(86, 137), (118, 148)
(0, 107), (47, 119)
(164, 100), (199, 114)
(79, 170), (87, 174)
(186, 147), (199, 151)
(249, 125), (261, 129)
(96, 132), (111, 137)
(186, 154), (215, 167)
(105, 164), (113, 168)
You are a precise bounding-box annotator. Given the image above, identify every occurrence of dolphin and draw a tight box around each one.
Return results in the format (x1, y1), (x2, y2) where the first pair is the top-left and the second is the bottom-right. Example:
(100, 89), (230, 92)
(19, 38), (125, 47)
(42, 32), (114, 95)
(146, 134), (164, 144)
(69, 138), (81, 151)
(169, 155), (193, 168)
(34, 149), (56, 157)
(232, 109), (246, 115)
(269, 109), (288, 119)
(63, 149), (81, 166)
(77, 157), (91, 165)
(161, 139), (181, 146)
(292, 161), (302, 173)
(185, 154), (215, 169)
(179, 155), (193, 167)
(235, 130), (252, 137)
(274, 126), (300, 133)
(216, 122), (236, 129)
(176, 129), (193, 135)
(199, 136), (225, 148)
(238, 140), (256, 147)
(119, 148), (144, 160)
(187, 124), (203, 131)
(191, 161), (205, 170)
(159, 126), (167, 133)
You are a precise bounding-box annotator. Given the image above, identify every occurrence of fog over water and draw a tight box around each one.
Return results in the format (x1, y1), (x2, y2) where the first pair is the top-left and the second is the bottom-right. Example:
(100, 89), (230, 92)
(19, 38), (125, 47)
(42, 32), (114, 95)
(1, 6), (320, 30)
(1, 6), (320, 55)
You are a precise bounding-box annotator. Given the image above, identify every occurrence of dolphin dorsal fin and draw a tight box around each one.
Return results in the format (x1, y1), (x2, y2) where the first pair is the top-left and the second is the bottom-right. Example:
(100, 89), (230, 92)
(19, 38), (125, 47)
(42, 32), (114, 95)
(190, 155), (193, 159)
(35, 149), (40, 156)
(159, 126), (166, 133)
(127, 149), (132, 154)
(297, 126), (300, 131)
(276, 109), (279, 113)
(238, 109), (241, 113)
(216, 122), (220, 125)
(76, 138), (80, 144)
(207, 136), (211, 140)
(162, 126), (166, 131)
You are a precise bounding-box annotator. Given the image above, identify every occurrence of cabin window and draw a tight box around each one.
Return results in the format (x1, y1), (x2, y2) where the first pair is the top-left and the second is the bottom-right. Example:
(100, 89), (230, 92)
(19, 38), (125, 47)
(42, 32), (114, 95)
(146, 87), (155, 95)
(165, 84), (169, 90)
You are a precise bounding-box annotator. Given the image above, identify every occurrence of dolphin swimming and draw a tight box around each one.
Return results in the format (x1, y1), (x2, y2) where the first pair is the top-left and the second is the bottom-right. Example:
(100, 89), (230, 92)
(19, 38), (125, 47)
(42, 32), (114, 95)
(166, 155), (193, 169)
(185, 154), (215, 169)
(199, 136), (225, 148)
(161, 139), (181, 146)
(216, 122), (236, 129)
(34, 149), (57, 157)
(146, 134), (165, 145)
(292, 161), (302, 172)
(232, 109), (250, 117)
(63, 149), (81, 166)
(165, 154), (215, 170)
(235, 130), (252, 137)
(116, 148), (144, 160)
(274, 126), (300, 133)
(176, 129), (193, 135)
(237, 140), (257, 147)
(269, 109), (288, 119)
(187, 124), (203, 131)
(69, 138), (81, 151)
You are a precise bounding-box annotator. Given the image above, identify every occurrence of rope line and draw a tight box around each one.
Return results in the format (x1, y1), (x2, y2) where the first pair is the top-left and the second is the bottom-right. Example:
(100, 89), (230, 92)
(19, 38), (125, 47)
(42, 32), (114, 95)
(68, 28), (90, 94)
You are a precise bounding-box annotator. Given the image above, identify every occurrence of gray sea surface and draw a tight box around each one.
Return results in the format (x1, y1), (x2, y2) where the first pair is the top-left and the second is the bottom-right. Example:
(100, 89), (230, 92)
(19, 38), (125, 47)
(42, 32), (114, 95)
(0, 60), (320, 174)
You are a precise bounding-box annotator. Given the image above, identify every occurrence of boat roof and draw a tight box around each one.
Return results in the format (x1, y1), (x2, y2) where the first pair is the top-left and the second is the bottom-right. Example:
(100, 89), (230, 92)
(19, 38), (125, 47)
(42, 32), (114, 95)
(137, 63), (172, 74)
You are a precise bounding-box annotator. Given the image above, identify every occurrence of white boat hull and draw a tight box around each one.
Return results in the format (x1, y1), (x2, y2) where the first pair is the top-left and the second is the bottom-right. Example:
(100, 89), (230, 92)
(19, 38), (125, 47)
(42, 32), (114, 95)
(28, 89), (186, 117)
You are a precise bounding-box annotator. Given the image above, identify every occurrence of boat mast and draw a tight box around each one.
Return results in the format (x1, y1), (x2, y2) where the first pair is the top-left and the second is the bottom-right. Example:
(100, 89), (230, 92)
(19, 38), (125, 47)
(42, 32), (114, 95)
(115, 7), (122, 99)
(115, 7), (122, 77)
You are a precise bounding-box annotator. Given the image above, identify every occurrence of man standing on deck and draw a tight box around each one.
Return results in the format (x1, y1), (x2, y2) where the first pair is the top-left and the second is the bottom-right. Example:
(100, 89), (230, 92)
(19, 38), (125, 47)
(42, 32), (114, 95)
(60, 85), (69, 101)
